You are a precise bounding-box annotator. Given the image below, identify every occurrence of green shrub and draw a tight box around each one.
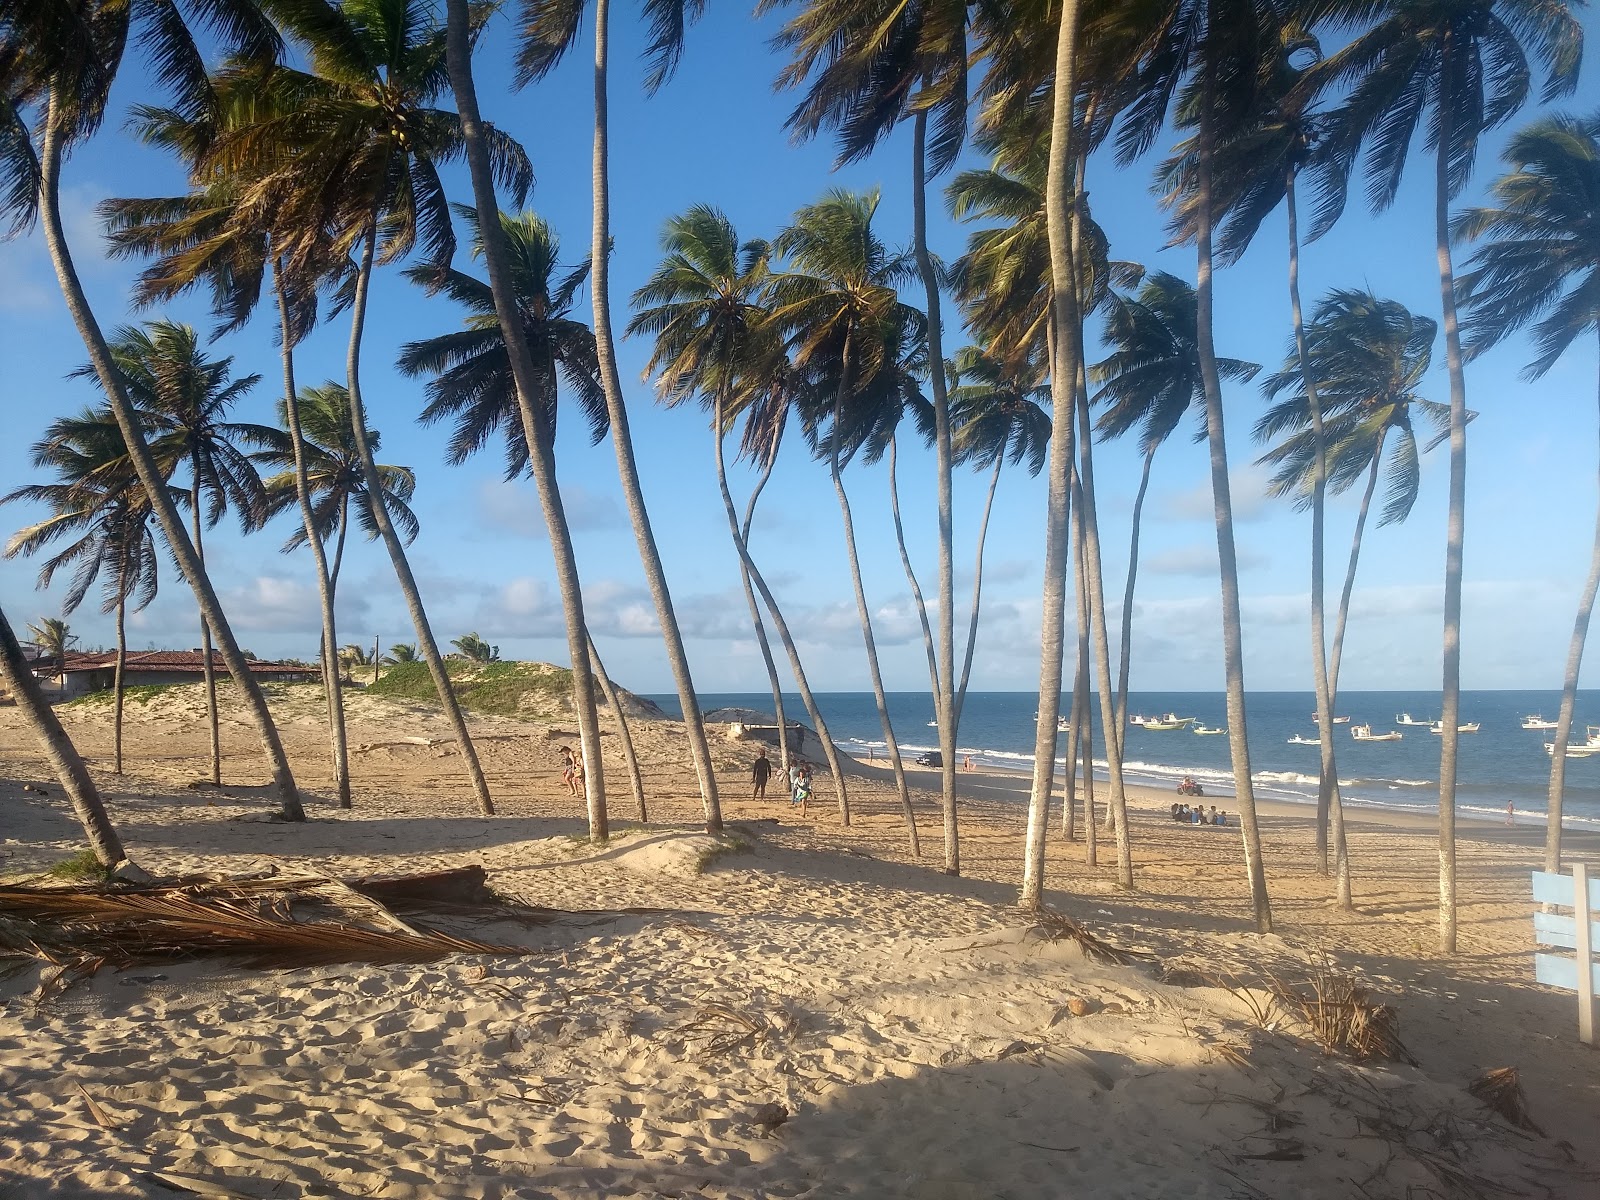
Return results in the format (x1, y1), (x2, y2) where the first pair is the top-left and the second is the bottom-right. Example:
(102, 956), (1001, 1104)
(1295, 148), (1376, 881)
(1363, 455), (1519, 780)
(47, 849), (110, 883)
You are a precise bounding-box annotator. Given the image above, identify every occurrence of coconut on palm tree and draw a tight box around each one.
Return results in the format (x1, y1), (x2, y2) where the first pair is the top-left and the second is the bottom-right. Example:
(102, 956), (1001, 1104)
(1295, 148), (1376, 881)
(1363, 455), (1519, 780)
(1455, 111), (1600, 873)
(1, 0), (303, 821)
(1312, 0), (1584, 951)
(5, 408), (162, 773)
(515, 0), (725, 833)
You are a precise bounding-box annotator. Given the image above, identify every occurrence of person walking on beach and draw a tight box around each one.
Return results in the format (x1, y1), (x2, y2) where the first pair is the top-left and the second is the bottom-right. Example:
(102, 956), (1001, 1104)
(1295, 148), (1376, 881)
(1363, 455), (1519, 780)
(559, 745), (583, 798)
(752, 749), (772, 800)
(791, 764), (813, 814)
(1506, 800), (1515, 827)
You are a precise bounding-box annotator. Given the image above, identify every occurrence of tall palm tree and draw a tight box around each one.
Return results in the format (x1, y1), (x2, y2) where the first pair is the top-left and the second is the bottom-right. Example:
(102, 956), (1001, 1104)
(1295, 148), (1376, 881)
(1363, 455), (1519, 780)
(948, 347), (1052, 715)
(1256, 291), (1446, 731)
(204, 0), (535, 820)
(765, 0), (970, 874)
(90, 319), (271, 786)
(1092, 273), (1260, 744)
(1455, 111), (1600, 873)
(442, 4), (614, 842)
(1313, 0), (1583, 952)
(1107, 0), (1283, 931)
(451, 633), (499, 663)
(769, 188), (925, 829)
(516, 0), (725, 833)
(24, 615), (75, 680)
(5, 408), (161, 774)
(0, 605), (128, 867)
(1, 0), (303, 822)
(386, 643), (418, 664)
(248, 384), (420, 606)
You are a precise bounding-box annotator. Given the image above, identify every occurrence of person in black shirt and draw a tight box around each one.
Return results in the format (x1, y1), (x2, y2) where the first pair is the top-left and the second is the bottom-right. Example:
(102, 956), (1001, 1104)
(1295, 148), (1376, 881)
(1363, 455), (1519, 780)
(752, 749), (772, 800)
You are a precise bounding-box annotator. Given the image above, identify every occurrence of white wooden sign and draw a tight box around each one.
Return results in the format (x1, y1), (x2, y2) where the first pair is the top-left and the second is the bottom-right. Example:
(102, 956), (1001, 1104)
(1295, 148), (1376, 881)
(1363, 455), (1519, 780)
(1532, 863), (1597, 1045)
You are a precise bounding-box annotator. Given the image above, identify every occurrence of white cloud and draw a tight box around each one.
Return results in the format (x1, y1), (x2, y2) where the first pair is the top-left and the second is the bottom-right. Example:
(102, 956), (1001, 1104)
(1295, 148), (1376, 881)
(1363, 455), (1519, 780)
(1157, 465), (1274, 523)
(475, 479), (624, 540)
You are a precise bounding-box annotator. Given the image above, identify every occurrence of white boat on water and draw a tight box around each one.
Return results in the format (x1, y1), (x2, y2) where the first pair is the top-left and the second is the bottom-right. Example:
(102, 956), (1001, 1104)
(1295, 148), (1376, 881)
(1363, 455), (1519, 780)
(1351, 724), (1402, 742)
(1287, 734), (1319, 745)
(1522, 714), (1559, 730)
(1311, 714), (1352, 724)
(1193, 724), (1227, 735)
(1430, 721), (1481, 734)
(1144, 719), (1184, 731)
(1057, 717), (1071, 732)
(1546, 726), (1600, 757)
(1395, 713), (1432, 726)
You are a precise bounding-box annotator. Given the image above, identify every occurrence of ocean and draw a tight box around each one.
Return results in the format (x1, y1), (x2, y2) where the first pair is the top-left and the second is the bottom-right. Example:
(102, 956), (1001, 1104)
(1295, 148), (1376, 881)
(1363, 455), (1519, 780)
(645, 689), (1600, 832)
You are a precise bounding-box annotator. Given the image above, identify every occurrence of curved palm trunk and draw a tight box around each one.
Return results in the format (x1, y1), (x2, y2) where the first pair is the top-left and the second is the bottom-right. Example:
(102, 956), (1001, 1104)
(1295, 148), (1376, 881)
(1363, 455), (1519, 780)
(1062, 647), (1084, 841)
(1114, 450), (1155, 741)
(1544, 344), (1600, 872)
(112, 593), (126, 775)
(1075, 360), (1133, 886)
(1072, 457), (1097, 868)
(587, 633), (645, 823)
(1196, 89), (1271, 933)
(589, 0), (720, 832)
(1, 606), (126, 866)
(1020, 0), (1085, 909)
(734, 447), (791, 780)
(344, 221), (494, 818)
(1433, 74), (1468, 955)
(274, 268), (351, 808)
(1287, 177), (1350, 908)
(955, 454), (1005, 721)
(712, 410), (852, 822)
(887, 436), (941, 706)
(911, 110), (960, 876)
(829, 379), (912, 830)
(445, 0), (608, 837)
(37, 99), (303, 823)
(190, 473), (222, 786)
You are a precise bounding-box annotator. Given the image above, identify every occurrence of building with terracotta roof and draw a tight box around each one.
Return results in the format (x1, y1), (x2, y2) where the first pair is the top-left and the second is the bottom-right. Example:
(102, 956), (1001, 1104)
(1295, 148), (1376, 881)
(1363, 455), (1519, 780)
(37, 650), (318, 698)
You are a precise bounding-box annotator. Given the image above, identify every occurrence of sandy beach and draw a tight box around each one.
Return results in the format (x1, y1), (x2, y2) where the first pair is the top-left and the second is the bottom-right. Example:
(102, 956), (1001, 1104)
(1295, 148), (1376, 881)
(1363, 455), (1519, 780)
(2, 681), (1597, 1198)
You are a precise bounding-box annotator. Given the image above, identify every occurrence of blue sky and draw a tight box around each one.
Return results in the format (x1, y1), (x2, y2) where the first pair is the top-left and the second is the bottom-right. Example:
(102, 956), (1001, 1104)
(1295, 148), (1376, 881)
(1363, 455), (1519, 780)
(2, 6), (1597, 696)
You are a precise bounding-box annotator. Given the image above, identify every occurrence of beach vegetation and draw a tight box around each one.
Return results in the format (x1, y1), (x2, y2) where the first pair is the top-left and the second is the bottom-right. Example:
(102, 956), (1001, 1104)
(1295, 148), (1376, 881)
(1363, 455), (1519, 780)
(45, 849), (112, 883)
(371, 659), (589, 719)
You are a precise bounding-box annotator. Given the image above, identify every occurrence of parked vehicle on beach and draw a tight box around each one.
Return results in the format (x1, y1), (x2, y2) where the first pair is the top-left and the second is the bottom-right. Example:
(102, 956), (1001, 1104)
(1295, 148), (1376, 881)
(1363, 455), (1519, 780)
(914, 750), (943, 767)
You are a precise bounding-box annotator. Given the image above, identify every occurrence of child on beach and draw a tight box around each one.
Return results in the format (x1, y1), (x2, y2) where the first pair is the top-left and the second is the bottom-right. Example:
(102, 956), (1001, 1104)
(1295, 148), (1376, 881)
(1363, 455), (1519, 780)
(559, 746), (583, 798)
(791, 765), (813, 814)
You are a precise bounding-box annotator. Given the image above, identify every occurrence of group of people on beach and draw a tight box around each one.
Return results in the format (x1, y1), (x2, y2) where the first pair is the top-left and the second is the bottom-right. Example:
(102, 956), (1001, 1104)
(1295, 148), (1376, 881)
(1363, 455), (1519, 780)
(1172, 800), (1228, 827)
(751, 749), (813, 813)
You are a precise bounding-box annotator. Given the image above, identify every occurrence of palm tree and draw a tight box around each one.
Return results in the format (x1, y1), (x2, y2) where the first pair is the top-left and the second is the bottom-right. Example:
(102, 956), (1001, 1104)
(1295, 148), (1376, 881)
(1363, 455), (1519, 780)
(386, 643), (419, 664)
(1106, 0), (1284, 931)
(24, 615), (76, 681)
(626, 205), (861, 830)
(1256, 291), (1446, 729)
(948, 347), (1053, 715)
(587, 633), (647, 822)
(451, 633), (499, 663)
(5, 409), (161, 774)
(769, 188), (925, 830)
(1091, 275), (1260, 739)
(1455, 111), (1600, 873)
(204, 0), (534, 820)
(0, 605), (128, 868)
(1312, 0), (1583, 952)
(2, 0), (303, 822)
(248, 385), (419, 612)
(89, 319), (270, 786)
(516, 0), (725, 833)
(765, 0), (970, 875)
(340, 642), (376, 680)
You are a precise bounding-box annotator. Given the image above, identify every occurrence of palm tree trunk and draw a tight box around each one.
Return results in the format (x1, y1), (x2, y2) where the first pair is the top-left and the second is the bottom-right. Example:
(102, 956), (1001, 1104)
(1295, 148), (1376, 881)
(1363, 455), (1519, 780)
(273, 267), (351, 808)
(737, 439), (791, 778)
(1433, 69), (1467, 955)
(956, 454), (1005, 720)
(343, 219), (495, 818)
(1062, 649), (1083, 841)
(829, 365), (913, 832)
(329, 496), (350, 599)
(1072, 456), (1097, 868)
(445, 0), (608, 836)
(713, 403), (852, 822)
(1329, 445), (1383, 694)
(0, 606), (127, 866)
(1543, 342), (1600, 872)
(36, 96), (303, 823)
(1114, 451), (1154, 742)
(1287, 176), (1350, 906)
(1074, 355), (1133, 886)
(113, 593), (126, 775)
(887, 434), (941, 706)
(587, 633), (645, 823)
(911, 110), (960, 878)
(1021, 0), (1086, 910)
(1195, 83), (1272, 933)
(190, 472), (222, 786)
(588, 0), (720, 832)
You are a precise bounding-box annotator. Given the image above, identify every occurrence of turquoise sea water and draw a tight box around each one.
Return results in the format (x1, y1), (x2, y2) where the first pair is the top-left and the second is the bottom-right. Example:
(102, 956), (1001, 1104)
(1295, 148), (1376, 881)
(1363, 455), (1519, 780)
(647, 690), (1600, 831)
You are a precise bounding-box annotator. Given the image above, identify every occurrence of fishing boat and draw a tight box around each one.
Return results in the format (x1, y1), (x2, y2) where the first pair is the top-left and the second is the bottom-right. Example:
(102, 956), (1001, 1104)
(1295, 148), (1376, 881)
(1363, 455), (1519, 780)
(1143, 719), (1184, 731)
(1311, 714), (1352, 724)
(1395, 713), (1432, 726)
(1057, 717), (1071, 733)
(1128, 714), (1149, 727)
(1193, 724), (1227, 735)
(1150, 712), (1195, 727)
(1546, 726), (1600, 757)
(1522, 715), (1559, 731)
(1287, 734), (1319, 745)
(1350, 724), (1402, 742)
(1430, 721), (1481, 734)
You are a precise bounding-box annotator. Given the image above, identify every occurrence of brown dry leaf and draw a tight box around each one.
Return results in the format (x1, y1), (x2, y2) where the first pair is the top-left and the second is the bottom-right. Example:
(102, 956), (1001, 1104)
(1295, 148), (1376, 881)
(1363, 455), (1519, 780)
(73, 1082), (118, 1130)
